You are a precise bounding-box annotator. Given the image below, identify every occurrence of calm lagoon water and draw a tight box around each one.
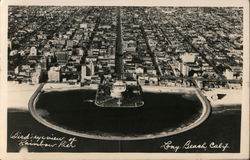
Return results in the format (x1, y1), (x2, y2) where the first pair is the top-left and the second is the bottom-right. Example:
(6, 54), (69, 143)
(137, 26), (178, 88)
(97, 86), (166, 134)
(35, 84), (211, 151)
(35, 89), (203, 136)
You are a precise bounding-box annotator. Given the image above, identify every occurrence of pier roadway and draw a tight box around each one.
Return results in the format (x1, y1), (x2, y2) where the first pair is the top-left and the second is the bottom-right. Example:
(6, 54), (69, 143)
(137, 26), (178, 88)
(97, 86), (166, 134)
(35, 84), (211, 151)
(28, 83), (211, 140)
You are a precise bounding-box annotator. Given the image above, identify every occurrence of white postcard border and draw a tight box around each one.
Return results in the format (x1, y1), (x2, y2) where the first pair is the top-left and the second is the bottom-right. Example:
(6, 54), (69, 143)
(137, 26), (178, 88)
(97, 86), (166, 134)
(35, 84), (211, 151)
(0, 0), (249, 159)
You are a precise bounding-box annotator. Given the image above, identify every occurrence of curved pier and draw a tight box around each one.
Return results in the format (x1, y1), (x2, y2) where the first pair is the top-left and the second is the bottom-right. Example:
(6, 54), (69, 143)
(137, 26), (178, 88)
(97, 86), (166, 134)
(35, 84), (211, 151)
(28, 84), (211, 140)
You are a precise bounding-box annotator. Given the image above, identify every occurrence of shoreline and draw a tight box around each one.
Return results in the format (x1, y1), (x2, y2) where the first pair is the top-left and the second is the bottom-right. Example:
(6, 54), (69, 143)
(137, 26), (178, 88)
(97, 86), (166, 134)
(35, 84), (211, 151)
(42, 83), (98, 92)
(141, 85), (196, 93)
(42, 83), (197, 93)
(8, 82), (242, 109)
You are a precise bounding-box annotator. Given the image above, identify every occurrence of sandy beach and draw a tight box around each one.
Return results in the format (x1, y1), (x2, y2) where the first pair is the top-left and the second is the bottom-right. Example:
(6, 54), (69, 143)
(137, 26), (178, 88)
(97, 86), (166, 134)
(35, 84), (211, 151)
(8, 82), (40, 111)
(203, 89), (242, 107)
(42, 83), (98, 92)
(142, 85), (196, 93)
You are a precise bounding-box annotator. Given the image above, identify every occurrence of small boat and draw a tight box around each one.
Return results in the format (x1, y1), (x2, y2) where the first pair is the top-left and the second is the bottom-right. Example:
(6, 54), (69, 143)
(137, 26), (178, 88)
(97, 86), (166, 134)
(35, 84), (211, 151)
(84, 99), (94, 103)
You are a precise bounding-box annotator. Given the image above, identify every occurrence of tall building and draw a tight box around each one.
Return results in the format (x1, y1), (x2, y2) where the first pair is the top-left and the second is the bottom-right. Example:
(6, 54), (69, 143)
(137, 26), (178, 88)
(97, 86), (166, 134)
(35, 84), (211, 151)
(78, 48), (84, 56)
(181, 63), (190, 76)
(48, 66), (60, 82)
(35, 64), (42, 72)
(30, 47), (37, 56)
(81, 65), (87, 82)
(14, 66), (19, 74)
(123, 40), (136, 52)
(8, 40), (12, 50)
(224, 69), (234, 79)
(40, 56), (47, 70)
(80, 23), (88, 29)
(31, 71), (41, 84)
(87, 61), (95, 76)
(55, 52), (68, 64)
(67, 40), (74, 48)
(180, 53), (196, 63)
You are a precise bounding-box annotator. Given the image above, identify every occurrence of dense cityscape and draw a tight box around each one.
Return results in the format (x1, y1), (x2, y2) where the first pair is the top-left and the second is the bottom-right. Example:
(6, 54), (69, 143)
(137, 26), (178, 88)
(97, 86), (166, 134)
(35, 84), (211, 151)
(8, 6), (243, 90)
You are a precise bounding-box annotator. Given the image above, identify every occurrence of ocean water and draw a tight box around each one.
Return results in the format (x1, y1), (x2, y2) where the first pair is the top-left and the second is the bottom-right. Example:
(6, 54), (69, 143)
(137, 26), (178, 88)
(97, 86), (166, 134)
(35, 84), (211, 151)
(7, 89), (241, 152)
